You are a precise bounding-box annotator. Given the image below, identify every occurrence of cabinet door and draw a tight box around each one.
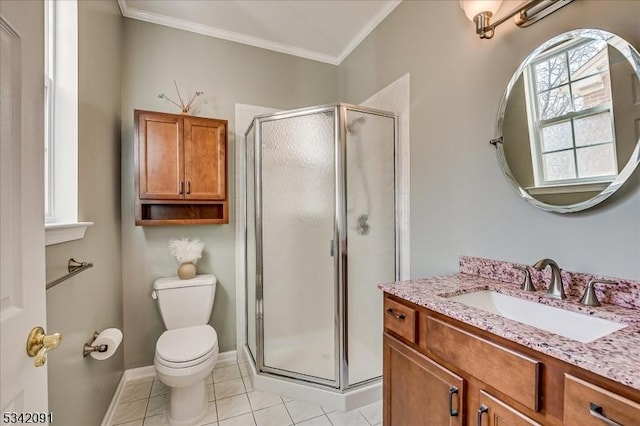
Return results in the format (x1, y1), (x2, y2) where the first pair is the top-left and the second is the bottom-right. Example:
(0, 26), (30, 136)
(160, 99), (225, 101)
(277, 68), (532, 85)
(477, 391), (541, 426)
(384, 334), (464, 426)
(184, 116), (226, 200)
(137, 111), (183, 199)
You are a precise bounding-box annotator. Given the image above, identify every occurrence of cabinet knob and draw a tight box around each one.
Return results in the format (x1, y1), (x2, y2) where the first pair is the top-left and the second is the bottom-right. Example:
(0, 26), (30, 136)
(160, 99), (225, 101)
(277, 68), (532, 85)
(179, 181), (184, 194)
(186, 181), (191, 195)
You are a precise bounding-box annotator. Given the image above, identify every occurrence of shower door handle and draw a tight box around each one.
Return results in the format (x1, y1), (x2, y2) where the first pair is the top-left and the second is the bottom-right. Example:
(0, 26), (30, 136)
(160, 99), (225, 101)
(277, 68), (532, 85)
(330, 240), (334, 257)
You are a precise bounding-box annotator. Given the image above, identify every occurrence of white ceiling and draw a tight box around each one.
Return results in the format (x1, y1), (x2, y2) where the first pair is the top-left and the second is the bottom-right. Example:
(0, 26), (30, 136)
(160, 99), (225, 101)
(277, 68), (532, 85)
(118, 0), (402, 65)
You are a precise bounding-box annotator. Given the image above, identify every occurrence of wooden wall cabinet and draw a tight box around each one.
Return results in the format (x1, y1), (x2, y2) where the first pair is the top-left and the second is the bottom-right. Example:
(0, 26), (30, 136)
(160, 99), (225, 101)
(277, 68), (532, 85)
(134, 110), (228, 225)
(383, 294), (640, 426)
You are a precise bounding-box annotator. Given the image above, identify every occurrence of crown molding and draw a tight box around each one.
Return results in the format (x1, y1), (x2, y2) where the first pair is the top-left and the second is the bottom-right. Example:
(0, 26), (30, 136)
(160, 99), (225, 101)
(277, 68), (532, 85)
(118, 0), (339, 65)
(117, 0), (401, 66)
(336, 0), (402, 64)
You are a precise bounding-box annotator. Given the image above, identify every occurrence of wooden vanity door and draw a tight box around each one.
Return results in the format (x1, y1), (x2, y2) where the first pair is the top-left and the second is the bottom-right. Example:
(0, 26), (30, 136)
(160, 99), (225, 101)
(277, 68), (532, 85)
(384, 334), (464, 426)
(478, 391), (541, 426)
(184, 116), (226, 200)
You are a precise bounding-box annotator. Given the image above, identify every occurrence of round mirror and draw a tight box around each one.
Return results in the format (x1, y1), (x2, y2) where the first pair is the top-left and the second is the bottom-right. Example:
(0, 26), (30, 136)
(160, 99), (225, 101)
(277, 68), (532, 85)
(496, 29), (640, 213)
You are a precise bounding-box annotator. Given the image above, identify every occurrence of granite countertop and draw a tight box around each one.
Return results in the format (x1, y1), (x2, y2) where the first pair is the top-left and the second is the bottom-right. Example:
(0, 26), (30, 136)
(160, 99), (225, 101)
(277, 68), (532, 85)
(379, 272), (640, 391)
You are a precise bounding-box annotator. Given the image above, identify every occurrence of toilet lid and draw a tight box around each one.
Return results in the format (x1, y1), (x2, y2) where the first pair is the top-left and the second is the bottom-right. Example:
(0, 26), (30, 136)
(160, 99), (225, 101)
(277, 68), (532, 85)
(156, 325), (218, 363)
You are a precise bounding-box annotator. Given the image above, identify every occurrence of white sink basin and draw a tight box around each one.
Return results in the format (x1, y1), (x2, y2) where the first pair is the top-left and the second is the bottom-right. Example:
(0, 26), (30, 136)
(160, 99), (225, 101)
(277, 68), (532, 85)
(448, 291), (627, 343)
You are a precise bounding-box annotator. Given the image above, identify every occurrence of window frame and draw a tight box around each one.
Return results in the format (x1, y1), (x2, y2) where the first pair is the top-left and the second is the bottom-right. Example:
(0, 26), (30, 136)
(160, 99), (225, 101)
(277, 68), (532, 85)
(523, 38), (618, 188)
(43, 0), (92, 245)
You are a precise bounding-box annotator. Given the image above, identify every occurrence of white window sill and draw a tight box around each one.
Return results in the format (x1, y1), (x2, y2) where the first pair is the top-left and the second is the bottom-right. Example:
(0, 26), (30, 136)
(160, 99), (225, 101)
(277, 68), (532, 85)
(526, 181), (611, 195)
(45, 222), (93, 246)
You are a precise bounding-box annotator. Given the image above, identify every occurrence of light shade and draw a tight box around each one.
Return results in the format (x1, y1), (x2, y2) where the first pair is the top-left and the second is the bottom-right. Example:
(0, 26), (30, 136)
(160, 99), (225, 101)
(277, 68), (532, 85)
(459, 0), (502, 21)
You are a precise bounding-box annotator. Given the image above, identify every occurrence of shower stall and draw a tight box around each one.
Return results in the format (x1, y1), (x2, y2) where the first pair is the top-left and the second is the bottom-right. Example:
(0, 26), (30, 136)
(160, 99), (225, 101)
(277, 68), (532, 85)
(244, 103), (398, 398)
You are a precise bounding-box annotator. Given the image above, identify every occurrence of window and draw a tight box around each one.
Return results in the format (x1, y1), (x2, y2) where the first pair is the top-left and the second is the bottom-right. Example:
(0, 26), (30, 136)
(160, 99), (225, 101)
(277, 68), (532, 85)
(524, 37), (617, 188)
(44, 0), (91, 245)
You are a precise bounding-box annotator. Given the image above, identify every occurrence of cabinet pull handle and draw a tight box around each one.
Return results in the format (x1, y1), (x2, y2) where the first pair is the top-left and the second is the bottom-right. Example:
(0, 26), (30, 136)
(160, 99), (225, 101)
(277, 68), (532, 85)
(589, 403), (621, 426)
(186, 181), (191, 194)
(448, 386), (459, 416)
(179, 181), (184, 194)
(386, 308), (405, 320)
(477, 404), (488, 426)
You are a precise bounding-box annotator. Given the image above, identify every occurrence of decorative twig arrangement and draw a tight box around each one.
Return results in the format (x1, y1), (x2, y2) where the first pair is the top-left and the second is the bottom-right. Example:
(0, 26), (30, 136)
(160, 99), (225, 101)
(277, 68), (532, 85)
(158, 80), (206, 114)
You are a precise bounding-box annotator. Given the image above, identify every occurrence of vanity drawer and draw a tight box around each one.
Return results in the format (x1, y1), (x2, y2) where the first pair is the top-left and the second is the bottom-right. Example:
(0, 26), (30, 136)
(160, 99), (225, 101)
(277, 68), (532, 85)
(426, 317), (540, 412)
(564, 374), (640, 425)
(384, 297), (417, 343)
(479, 391), (542, 425)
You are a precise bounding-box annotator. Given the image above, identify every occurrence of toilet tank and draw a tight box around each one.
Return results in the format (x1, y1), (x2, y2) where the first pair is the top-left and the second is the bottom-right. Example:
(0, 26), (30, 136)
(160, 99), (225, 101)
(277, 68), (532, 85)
(153, 274), (217, 330)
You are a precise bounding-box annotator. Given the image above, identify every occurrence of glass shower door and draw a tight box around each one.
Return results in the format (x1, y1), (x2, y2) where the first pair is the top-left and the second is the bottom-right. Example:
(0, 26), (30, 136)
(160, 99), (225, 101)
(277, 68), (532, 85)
(258, 110), (337, 384)
(345, 109), (396, 386)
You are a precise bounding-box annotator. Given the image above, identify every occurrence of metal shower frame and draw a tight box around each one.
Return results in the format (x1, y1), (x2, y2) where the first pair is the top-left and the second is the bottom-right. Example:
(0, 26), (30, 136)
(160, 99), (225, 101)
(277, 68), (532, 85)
(244, 103), (400, 392)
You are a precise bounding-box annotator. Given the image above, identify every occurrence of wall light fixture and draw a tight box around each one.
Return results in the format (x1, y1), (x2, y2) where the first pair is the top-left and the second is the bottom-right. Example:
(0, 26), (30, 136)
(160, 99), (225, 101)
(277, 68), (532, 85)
(459, 0), (574, 39)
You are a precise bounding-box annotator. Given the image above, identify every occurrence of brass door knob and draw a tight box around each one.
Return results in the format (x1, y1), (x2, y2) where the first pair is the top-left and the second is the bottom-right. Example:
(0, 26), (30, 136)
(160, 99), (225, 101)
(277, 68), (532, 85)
(26, 326), (62, 367)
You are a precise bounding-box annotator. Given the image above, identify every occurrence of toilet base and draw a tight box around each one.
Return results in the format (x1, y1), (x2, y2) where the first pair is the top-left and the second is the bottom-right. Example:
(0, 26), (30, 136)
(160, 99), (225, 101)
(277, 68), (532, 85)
(154, 348), (218, 426)
(167, 380), (207, 426)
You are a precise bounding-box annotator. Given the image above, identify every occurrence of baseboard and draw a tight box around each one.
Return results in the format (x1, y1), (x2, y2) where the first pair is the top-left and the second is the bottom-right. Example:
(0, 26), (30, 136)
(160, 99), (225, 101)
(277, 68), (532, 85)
(100, 371), (127, 426)
(100, 350), (237, 425)
(217, 349), (238, 365)
(124, 365), (156, 382)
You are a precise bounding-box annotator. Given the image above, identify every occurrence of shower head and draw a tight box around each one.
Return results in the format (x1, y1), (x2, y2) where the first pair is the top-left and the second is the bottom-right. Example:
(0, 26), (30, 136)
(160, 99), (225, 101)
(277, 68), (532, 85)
(347, 117), (366, 135)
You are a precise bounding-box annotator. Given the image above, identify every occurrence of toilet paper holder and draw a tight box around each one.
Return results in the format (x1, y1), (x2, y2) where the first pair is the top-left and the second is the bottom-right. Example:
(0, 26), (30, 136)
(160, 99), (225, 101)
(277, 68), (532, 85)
(83, 331), (109, 358)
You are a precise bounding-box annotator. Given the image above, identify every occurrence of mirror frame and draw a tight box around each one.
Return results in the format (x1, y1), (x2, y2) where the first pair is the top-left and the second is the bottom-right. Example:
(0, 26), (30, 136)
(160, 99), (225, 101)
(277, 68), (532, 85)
(495, 29), (640, 213)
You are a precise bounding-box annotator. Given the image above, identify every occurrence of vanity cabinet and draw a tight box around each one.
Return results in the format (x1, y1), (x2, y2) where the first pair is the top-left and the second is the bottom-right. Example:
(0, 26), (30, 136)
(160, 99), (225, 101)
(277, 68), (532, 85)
(383, 293), (640, 426)
(564, 375), (640, 425)
(478, 391), (541, 426)
(384, 334), (464, 426)
(134, 110), (228, 225)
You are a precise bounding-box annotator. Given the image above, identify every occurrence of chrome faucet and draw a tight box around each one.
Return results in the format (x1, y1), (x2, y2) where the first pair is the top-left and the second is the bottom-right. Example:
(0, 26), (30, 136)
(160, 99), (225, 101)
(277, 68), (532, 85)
(532, 258), (565, 299)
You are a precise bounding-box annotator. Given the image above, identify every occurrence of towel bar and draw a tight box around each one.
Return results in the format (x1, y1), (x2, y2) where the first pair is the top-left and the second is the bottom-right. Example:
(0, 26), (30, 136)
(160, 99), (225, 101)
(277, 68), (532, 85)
(46, 258), (94, 290)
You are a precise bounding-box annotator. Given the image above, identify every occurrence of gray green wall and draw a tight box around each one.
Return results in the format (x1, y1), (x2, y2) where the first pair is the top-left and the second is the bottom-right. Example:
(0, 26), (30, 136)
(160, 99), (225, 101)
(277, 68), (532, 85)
(121, 19), (338, 369)
(338, 0), (640, 280)
(45, 1), (123, 425)
(40, 1), (640, 421)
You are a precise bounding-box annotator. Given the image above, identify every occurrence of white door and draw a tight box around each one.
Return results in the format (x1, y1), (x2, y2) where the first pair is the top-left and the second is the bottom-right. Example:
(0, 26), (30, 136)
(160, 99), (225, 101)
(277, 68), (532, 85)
(0, 0), (49, 418)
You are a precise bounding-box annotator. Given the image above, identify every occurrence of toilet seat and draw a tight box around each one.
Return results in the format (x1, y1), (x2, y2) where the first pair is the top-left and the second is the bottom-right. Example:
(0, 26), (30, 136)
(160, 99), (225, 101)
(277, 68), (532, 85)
(155, 325), (218, 369)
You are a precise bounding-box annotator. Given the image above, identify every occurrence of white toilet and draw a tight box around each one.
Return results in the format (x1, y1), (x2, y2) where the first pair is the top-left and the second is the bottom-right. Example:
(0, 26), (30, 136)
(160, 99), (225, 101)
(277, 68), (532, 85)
(152, 274), (219, 426)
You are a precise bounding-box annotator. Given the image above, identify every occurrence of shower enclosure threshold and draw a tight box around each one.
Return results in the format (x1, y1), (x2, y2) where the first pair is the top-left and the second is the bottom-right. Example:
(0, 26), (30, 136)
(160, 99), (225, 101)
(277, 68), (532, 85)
(242, 346), (382, 412)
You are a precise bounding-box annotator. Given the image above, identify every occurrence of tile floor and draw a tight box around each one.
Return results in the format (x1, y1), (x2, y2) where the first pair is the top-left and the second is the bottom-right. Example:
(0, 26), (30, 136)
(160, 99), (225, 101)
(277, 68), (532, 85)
(110, 359), (382, 426)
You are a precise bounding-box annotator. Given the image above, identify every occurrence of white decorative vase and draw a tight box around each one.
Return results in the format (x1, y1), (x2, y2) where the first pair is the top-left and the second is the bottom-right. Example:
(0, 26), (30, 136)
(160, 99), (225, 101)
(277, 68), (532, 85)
(177, 262), (196, 280)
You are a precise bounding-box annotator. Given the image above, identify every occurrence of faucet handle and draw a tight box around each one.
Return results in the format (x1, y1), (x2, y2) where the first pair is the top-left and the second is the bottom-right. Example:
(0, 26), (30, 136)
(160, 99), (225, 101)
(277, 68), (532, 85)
(513, 266), (536, 292)
(579, 279), (619, 307)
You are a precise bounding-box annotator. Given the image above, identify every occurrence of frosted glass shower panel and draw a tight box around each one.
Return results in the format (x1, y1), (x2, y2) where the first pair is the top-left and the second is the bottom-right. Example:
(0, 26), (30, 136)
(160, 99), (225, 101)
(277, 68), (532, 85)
(346, 110), (396, 385)
(260, 111), (337, 382)
(245, 125), (257, 361)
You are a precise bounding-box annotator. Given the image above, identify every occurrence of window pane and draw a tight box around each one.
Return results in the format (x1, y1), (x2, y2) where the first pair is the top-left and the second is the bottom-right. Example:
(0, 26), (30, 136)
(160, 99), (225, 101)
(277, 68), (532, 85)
(538, 86), (572, 119)
(543, 151), (576, 182)
(577, 144), (617, 178)
(535, 55), (569, 92)
(541, 121), (573, 152)
(574, 112), (613, 147)
(568, 39), (608, 77)
(572, 71), (612, 112)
